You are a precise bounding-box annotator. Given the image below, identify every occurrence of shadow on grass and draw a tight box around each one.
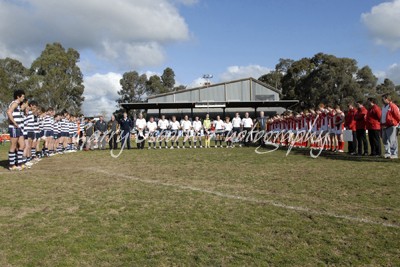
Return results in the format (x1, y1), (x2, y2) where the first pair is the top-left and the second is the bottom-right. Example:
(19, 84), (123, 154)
(258, 145), (399, 163)
(0, 159), (9, 169)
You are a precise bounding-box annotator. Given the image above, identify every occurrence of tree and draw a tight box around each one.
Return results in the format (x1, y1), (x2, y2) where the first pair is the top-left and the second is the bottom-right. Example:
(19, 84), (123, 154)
(356, 66), (378, 95)
(147, 75), (166, 96)
(173, 85), (186, 91)
(161, 67), (175, 91)
(0, 58), (29, 119)
(259, 58), (294, 90)
(277, 53), (373, 109)
(280, 57), (315, 102)
(29, 43), (84, 114)
(376, 78), (399, 104)
(259, 71), (283, 90)
(117, 71), (148, 104)
(275, 58), (294, 74)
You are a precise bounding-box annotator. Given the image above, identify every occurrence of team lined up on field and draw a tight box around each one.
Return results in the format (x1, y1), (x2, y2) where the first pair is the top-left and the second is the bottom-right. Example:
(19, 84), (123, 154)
(6, 89), (400, 171)
(84, 112), (257, 150)
(7, 90), (81, 171)
(84, 96), (399, 160)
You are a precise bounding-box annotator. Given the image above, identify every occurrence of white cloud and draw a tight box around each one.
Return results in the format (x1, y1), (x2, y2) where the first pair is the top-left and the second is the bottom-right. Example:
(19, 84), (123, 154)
(188, 77), (208, 88)
(361, 0), (400, 50)
(374, 70), (387, 81)
(186, 65), (272, 89)
(82, 72), (123, 117)
(387, 63), (400, 84)
(173, 0), (199, 5)
(0, 0), (190, 68)
(219, 65), (272, 82)
(375, 63), (400, 85)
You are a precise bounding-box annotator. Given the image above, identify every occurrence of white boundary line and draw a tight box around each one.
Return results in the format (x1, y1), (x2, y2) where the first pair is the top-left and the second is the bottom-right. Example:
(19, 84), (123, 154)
(92, 168), (400, 229)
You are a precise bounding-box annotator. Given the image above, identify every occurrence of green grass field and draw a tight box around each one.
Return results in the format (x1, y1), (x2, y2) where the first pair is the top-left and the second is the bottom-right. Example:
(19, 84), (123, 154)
(0, 142), (399, 266)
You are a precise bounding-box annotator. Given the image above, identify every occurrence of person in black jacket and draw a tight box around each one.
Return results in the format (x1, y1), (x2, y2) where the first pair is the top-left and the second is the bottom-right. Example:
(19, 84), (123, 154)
(119, 112), (133, 149)
(108, 115), (120, 150)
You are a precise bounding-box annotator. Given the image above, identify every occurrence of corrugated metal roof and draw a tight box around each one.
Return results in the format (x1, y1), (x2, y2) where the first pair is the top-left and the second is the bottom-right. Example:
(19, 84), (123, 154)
(147, 77), (281, 100)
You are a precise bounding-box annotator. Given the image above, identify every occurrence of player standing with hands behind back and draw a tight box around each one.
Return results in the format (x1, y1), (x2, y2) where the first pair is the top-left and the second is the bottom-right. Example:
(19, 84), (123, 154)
(7, 90), (26, 171)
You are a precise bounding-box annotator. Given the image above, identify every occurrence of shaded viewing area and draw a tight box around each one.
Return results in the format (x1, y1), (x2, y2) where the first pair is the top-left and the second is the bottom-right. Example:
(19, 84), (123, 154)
(121, 100), (299, 119)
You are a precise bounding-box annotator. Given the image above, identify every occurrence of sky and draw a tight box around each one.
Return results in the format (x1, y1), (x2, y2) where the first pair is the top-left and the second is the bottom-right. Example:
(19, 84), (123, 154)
(0, 0), (399, 116)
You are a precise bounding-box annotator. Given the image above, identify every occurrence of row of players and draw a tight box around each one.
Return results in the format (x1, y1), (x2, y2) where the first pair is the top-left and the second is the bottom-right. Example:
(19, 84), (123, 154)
(7, 90), (81, 171)
(7, 89), (400, 170)
(84, 112), (257, 150)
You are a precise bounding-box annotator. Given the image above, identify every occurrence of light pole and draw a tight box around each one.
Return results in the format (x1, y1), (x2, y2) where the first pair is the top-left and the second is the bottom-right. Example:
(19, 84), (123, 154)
(202, 74), (213, 87)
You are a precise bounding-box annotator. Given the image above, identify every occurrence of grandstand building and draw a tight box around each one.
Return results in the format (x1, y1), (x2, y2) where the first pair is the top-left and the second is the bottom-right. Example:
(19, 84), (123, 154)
(121, 77), (298, 119)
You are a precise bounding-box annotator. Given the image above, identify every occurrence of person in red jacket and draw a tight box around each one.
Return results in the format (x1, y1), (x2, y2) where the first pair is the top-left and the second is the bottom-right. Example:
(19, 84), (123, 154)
(381, 94), (400, 159)
(345, 103), (357, 154)
(354, 101), (368, 156)
(366, 97), (382, 157)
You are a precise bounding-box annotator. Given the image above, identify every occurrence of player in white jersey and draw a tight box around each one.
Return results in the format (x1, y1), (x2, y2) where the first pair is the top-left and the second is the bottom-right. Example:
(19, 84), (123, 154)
(241, 112), (254, 146)
(231, 112), (242, 144)
(192, 116), (203, 148)
(181, 115), (192, 148)
(135, 113), (146, 149)
(224, 116), (233, 148)
(157, 115), (169, 148)
(169, 116), (181, 149)
(7, 90), (26, 170)
(334, 106), (345, 152)
(214, 115), (225, 147)
(146, 117), (158, 149)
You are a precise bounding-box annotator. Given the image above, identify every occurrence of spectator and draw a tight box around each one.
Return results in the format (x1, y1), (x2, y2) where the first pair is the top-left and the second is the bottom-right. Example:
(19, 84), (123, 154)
(381, 94), (400, 159)
(354, 101), (368, 156)
(366, 98), (382, 157)
(107, 115), (120, 150)
(94, 116), (107, 150)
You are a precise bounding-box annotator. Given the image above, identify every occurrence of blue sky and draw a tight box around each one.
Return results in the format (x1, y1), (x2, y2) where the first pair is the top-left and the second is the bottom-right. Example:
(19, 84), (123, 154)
(0, 0), (399, 116)
(160, 0), (397, 85)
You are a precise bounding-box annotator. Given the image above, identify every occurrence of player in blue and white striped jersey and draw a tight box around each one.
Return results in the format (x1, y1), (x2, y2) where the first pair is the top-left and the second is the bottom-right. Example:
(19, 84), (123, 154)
(43, 107), (55, 156)
(66, 116), (74, 151)
(7, 90), (26, 171)
(52, 113), (62, 154)
(31, 107), (42, 161)
(23, 100), (38, 167)
(67, 115), (78, 152)
(60, 111), (71, 152)
(78, 115), (86, 149)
